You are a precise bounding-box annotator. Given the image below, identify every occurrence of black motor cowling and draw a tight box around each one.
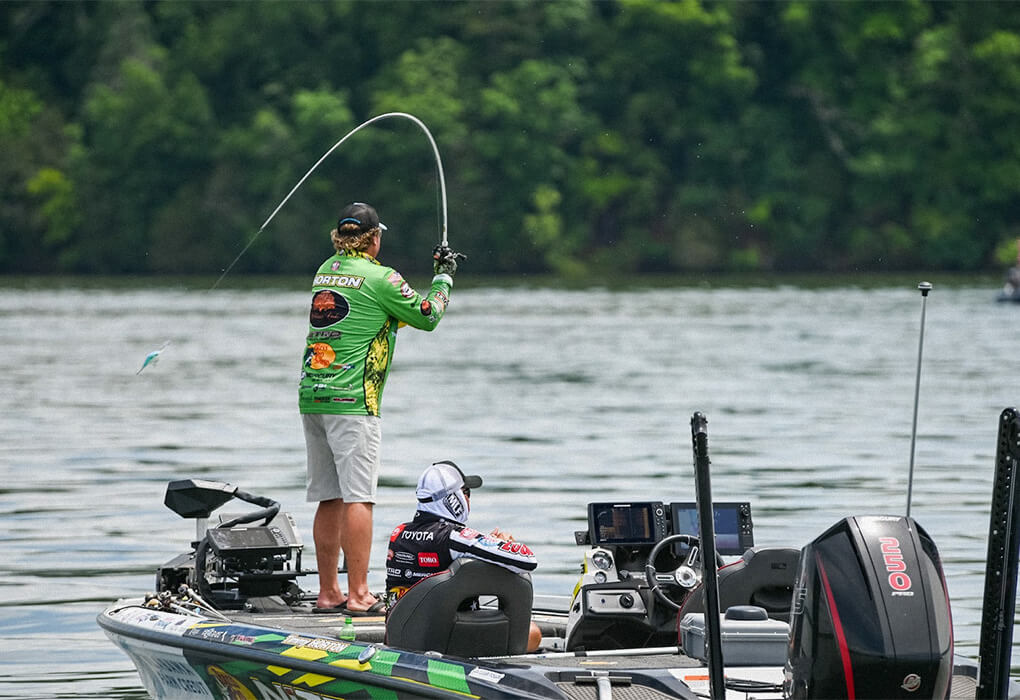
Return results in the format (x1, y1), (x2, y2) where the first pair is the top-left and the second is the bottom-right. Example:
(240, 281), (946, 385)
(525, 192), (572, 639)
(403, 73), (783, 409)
(785, 515), (953, 699)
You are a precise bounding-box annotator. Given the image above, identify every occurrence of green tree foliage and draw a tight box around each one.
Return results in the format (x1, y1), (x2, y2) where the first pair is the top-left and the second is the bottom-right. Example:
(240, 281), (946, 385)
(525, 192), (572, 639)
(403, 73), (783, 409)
(1, 0), (1017, 275)
(0, 75), (73, 271)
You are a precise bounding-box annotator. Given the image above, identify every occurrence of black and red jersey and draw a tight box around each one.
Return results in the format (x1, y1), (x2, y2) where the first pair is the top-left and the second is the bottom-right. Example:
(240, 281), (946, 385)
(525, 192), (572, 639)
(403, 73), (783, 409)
(385, 511), (537, 598)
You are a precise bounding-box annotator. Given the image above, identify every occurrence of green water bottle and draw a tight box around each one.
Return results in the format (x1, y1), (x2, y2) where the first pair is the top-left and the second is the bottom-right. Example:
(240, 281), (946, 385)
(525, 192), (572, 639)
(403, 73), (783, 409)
(339, 615), (356, 641)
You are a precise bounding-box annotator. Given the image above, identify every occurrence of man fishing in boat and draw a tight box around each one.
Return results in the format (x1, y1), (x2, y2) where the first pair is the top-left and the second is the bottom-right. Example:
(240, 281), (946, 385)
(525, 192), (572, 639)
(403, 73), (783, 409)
(299, 201), (463, 615)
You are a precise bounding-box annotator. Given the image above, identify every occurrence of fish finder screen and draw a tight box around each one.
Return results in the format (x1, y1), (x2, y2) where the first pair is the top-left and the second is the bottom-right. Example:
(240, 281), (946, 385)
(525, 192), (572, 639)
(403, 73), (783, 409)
(670, 502), (751, 556)
(589, 503), (659, 546)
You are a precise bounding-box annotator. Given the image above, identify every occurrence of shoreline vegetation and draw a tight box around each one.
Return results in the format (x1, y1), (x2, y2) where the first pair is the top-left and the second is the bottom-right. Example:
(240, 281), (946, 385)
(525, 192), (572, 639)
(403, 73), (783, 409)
(2, 2), (1019, 278)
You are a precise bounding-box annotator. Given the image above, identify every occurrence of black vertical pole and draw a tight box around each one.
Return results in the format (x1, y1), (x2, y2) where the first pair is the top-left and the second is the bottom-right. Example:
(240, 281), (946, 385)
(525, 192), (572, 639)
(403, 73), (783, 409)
(691, 412), (725, 699)
(977, 408), (1020, 699)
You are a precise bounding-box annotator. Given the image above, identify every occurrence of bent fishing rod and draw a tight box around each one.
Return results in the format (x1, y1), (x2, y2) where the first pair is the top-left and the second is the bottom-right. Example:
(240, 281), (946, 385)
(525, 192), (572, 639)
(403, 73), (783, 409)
(211, 111), (449, 291)
(137, 112), (449, 374)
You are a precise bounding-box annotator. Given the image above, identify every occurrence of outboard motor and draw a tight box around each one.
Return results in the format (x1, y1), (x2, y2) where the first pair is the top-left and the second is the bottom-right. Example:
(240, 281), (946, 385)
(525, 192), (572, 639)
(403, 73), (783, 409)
(785, 515), (953, 699)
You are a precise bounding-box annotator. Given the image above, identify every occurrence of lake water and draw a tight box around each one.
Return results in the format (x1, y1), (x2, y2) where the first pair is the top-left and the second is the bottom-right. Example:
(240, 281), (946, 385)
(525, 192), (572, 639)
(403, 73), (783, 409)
(1, 275), (1017, 697)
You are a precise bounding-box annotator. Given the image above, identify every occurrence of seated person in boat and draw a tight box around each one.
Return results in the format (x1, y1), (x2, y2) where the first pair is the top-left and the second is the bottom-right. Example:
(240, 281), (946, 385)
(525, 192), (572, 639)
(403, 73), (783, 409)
(385, 460), (542, 651)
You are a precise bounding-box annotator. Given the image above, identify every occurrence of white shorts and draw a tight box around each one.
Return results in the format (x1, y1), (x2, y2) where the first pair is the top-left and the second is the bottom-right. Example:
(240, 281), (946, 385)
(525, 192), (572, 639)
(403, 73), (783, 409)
(303, 414), (381, 503)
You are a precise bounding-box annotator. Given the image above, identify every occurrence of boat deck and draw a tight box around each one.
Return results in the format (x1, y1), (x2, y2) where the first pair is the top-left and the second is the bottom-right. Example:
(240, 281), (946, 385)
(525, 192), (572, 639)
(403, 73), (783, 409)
(226, 593), (570, 645)
(221, 596), (987, 700)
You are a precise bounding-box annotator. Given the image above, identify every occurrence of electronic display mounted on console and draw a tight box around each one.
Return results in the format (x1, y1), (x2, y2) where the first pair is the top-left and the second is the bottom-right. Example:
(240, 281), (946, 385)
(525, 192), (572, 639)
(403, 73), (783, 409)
(587, 502), (669, 547)
(670, 501), (754, 556)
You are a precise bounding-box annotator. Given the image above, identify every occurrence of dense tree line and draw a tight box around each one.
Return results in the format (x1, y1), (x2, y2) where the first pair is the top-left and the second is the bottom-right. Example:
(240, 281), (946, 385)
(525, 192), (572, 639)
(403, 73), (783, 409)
(2, 0), (1019, 277)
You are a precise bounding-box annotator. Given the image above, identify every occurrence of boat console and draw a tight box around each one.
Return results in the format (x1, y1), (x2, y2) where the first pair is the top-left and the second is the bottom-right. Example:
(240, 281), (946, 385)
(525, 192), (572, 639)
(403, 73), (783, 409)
(565, 499), (753, 650)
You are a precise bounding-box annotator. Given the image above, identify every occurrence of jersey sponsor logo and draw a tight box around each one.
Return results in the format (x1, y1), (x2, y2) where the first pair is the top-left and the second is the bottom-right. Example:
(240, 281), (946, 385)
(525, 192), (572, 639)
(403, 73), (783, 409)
(308, 330), (342, 341)
(460, 527), (480, 539)
(309, 290), (350, 328)
(418, 552), (440, 567)
(388, 586), (410, 602)
(399, 281), (415, 299)
(305, 342), (336, 370)
(313, 274), (364, 289)
(394, 551), (415, 563)
(389, 524), (406, 542)
(499, 541), (534, 557)
(400, 530), (434, 541)
(311, 383), (355, 393)
(308, 369), (351, 380)
(306, 364), (353, 374)
(313, 395), (355, 403)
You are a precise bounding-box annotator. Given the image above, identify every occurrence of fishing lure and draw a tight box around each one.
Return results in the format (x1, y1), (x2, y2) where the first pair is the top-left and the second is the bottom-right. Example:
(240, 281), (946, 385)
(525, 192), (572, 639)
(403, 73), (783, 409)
(137, 341), (170, 375)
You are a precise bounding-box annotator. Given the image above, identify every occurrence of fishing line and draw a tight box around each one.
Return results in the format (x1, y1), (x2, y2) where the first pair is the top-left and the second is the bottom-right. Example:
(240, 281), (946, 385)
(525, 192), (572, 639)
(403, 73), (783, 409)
(209, 111), (449, 291)
(136, 112), (448, 374)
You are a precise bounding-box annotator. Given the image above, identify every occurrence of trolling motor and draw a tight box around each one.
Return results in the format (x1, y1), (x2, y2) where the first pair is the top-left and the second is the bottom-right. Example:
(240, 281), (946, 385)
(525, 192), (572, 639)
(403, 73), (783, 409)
(156, 479), (305, 609)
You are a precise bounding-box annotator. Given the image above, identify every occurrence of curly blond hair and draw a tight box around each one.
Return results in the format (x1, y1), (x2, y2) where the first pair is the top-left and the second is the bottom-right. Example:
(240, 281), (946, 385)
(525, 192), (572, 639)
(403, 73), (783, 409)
(331, 222), (380, 253)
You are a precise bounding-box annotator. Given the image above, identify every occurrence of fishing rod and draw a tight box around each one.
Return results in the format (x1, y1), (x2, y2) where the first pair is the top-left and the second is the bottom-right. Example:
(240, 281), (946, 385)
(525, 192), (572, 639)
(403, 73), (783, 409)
(137, 112), (448, 374)
(210, 111), (449, 292)
(905, 281), (932, 518)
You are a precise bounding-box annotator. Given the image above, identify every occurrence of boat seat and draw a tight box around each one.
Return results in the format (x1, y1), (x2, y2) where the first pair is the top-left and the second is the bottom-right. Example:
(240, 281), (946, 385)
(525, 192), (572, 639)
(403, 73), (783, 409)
(677, 546), (801, 622)
(385, 557), (533, 657)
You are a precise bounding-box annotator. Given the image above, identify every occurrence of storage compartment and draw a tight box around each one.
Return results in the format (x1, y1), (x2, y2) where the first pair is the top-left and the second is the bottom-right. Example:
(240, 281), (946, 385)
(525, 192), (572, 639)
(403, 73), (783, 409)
(679, 605), (790, 666)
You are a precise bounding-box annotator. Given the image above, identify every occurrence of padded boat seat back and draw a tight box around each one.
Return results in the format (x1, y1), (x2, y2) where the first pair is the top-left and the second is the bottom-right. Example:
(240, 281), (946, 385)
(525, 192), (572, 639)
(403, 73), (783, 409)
(385, 557), (533, 657)
(678, 546), (801, 622)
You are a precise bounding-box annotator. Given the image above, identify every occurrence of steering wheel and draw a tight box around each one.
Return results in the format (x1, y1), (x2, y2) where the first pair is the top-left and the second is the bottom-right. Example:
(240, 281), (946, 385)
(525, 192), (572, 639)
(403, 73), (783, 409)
(644, 534), (723, 611)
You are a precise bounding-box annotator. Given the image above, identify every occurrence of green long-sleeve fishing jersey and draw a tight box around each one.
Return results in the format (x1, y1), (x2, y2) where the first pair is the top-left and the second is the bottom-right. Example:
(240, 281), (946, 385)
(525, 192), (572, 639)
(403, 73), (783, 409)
(298, 251), (452, 416)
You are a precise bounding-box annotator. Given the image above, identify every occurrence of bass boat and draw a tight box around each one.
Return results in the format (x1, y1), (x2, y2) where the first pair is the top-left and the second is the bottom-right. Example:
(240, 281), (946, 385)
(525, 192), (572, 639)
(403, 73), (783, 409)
(99, 410), (1020, 699)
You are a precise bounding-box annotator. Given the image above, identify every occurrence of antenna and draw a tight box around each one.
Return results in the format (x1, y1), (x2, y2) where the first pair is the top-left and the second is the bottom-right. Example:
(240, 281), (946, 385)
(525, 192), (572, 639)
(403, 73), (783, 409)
(906, 281), (932, 518)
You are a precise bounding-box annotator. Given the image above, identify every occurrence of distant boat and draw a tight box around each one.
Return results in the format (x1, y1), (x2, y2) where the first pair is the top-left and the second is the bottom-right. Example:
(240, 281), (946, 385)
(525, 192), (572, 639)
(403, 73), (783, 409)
(997, 240), (1020, 302)
(998, 269), (1020, 302)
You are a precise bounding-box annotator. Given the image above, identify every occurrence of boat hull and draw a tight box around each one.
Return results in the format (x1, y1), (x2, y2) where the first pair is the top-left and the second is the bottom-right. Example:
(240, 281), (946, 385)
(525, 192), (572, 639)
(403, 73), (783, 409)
(101, 600), (733, 700)
(99, 603), (558, 699)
